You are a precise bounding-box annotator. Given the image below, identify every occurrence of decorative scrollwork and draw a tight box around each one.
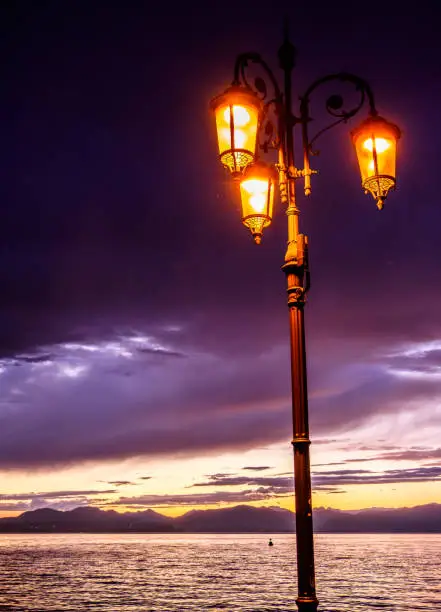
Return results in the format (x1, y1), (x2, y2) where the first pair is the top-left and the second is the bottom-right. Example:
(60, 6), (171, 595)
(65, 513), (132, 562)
(232, 52), (284, 154)
(300, 72), (377, 155)
(233, 52), (282, 101)
(254, 77), (267, 98)
(259, 101), (282, 153)
(298, 72), (377, 195)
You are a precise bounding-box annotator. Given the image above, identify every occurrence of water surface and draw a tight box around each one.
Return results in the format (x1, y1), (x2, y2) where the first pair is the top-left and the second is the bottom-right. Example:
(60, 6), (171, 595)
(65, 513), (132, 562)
(0, 533), (439, 611)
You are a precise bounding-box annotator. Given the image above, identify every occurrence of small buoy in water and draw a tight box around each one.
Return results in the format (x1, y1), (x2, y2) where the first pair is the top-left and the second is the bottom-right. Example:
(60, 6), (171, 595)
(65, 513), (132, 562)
(268, 538), (274, 547)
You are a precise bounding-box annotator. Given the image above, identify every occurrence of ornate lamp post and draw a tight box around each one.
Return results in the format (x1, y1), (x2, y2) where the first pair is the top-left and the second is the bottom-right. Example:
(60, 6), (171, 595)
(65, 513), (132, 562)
(210, 28), (401, 612)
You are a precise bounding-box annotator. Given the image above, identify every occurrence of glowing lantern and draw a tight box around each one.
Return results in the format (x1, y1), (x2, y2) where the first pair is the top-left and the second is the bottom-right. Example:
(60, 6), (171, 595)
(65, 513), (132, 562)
(239, 162), (276, 244)
(211, 86), (261, 177)
(352, 115), (401, 209)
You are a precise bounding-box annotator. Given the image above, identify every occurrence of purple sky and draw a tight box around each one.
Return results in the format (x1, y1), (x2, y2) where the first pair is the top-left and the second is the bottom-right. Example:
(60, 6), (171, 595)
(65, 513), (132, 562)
(1, 1), (440, 513)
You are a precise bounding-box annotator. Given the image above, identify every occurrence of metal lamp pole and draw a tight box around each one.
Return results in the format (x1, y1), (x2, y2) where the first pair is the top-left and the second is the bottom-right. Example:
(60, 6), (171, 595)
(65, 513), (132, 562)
(279, 34), (318, 612)
(210, 27), (400, 612)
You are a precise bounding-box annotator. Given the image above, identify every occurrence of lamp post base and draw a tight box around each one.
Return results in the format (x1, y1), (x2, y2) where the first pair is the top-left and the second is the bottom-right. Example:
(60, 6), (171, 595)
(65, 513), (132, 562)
(296, 596), (319, 612)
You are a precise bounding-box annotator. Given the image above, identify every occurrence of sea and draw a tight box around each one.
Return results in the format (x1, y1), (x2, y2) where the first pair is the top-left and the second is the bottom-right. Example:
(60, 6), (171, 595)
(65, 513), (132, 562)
(0, 533), (440, 611)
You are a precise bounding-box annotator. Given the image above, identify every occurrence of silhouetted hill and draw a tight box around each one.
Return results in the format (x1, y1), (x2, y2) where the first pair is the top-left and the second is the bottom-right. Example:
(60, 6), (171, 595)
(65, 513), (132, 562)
(314, 503), (441, 533)
(175, 504), (295, 533)
(0, 506), (174, 533)
(0, 503), (440, 533)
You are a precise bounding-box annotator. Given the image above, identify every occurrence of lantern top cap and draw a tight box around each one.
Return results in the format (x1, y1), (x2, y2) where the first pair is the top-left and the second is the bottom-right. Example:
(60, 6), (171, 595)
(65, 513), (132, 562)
(210, 85), (263, 112)
(242, 160), (278, 180)
(351, 114), (401, 142)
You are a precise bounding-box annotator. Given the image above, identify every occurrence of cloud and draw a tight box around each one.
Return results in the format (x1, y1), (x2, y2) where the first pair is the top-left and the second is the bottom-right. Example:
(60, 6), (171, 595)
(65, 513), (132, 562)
(242, 466), (272, 471)
(0, 489), (115, 513)
(0, 489), (116, 501)
(192, 475), (291, 489)
(102, 465), (441, 507)
(313, 462), (346, 467)
(376, 447), (441, 462)
(312, 466), (441, 488)
(106, 481), (134, 486)
(2, 329), (441, 473)
(0, 335), (293, 469)
(13, 354), (54, 365)
(327, 445), (441, 465)
(1, 227), (441, 476)
(28, 498), (90, 512)
(0, 502), (30, 512)
(108, 488), (288, 508)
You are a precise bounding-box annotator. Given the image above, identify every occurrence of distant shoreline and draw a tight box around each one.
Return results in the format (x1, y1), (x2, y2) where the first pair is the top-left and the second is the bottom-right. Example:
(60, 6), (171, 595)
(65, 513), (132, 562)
(1, 503), (440, 534)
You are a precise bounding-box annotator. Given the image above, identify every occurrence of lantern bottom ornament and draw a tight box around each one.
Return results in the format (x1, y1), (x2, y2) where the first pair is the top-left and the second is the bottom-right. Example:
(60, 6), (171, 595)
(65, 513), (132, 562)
(220, 149), (255, 177)
(242, 215), (271, 244)
(363, 174), (396, 210)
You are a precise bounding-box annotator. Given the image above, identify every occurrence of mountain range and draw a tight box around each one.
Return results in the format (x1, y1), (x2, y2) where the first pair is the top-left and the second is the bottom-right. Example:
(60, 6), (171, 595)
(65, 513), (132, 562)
(0, 503), (440, 533)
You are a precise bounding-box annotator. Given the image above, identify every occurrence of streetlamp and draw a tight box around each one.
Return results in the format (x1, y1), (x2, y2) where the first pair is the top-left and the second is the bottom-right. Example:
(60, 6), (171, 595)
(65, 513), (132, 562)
(210, 28), (401, 612)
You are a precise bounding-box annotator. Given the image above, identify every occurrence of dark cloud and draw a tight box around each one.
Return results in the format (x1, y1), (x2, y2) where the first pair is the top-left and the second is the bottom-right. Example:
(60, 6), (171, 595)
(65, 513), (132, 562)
(312, 467), (441, 488)
(312, 462), (346, 467)
(14, 354), (54, 364)
(1, 337), (440, 470)
(376, 448), (441, 462)
(0, 489), (115, 501)
(192, 475), (291, 488)
(242, 466), (272, 471)
(0, 342), (293, 469)
(341, 447), (441, 464)
(105, 465), (441, 507)
(309, 364), (441, 435)
(135, 347), (186, 359)
(109, 488), (288, 508)
(0, 502), (30, 512)
(106, 481), (134, 487)
(0, 489), (114, 513)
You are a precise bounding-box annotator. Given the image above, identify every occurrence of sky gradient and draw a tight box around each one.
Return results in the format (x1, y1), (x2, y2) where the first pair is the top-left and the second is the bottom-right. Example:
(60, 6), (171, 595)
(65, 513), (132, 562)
(1, 1), (440, 518)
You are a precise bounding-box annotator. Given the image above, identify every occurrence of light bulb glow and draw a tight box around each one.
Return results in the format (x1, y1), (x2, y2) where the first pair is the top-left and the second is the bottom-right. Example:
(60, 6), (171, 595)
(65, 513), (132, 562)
(223, 105), (250, 127)
(219, 128), (246, 149)
(241, 179), (268, 213)
(363, 137), (391, 153)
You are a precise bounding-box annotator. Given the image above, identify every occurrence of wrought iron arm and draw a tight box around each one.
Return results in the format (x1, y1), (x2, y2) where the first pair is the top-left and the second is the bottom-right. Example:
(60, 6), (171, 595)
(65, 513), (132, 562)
(233, 52), (282, 101)
(299, 72), (378, 195)
(300, 72), (377, 120)
(232, 53), (285, 154)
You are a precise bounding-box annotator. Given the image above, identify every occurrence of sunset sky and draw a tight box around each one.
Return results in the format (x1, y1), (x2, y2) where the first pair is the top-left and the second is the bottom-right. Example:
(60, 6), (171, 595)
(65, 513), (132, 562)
(1, 1), (440, 519)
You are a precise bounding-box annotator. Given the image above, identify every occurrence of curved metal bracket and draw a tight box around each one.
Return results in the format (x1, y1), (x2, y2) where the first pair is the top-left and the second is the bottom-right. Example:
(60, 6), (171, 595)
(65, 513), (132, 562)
(233, 52), (283, 100)
(232, 53), (284, 154)
(299, 72), (378, 195)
